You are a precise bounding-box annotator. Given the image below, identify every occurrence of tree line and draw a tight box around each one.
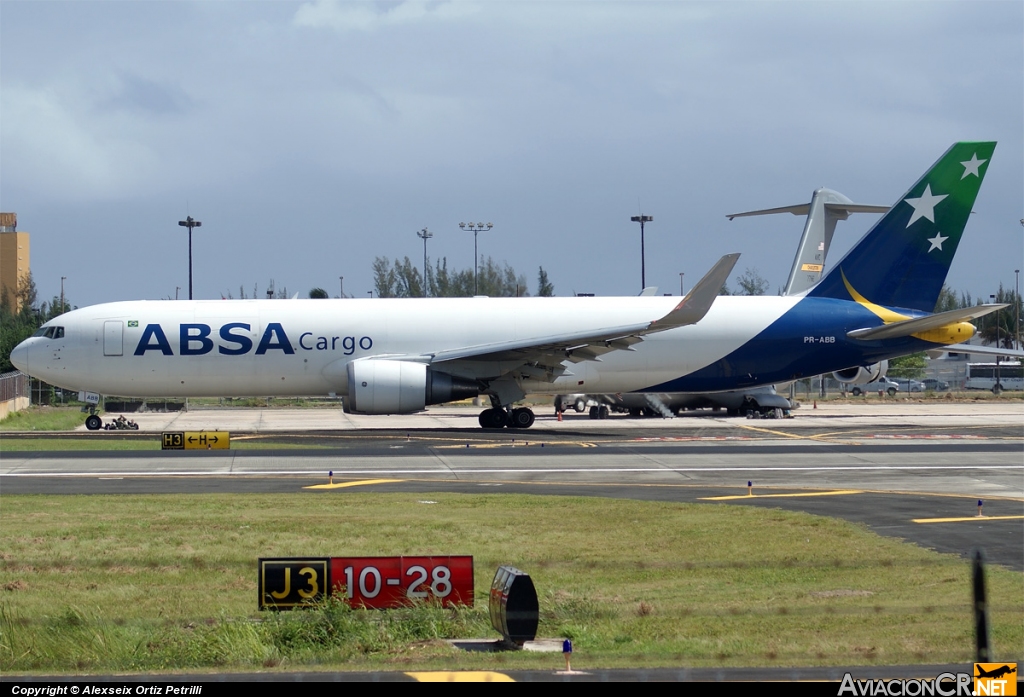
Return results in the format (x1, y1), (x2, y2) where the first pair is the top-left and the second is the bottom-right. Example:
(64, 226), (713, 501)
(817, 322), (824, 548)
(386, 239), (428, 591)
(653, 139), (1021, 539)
(367, 256), (553, 299)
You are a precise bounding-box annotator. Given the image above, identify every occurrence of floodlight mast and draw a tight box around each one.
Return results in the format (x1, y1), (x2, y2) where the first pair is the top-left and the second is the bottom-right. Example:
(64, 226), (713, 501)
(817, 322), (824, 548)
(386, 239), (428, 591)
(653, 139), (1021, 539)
(631, 215), (653, 291)
(177, 216), (202, 300)
(416, 228), (433, 297)
(459, 222), (493, 295)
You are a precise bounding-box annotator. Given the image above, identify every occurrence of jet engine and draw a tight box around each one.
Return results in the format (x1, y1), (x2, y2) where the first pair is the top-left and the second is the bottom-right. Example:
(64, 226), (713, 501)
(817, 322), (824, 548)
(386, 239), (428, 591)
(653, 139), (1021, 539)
(832, 360), (888, 384)
(343, 359), (479, 414)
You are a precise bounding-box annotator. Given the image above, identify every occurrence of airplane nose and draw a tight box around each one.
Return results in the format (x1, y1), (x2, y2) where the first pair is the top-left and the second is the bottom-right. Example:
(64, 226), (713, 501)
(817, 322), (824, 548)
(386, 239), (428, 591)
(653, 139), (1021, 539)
(10, 340), (29, 374)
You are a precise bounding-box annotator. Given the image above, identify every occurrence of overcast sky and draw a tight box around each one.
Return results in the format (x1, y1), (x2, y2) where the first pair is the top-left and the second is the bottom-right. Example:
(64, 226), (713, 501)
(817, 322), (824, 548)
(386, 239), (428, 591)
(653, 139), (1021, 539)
(2, 1), (1021, 308)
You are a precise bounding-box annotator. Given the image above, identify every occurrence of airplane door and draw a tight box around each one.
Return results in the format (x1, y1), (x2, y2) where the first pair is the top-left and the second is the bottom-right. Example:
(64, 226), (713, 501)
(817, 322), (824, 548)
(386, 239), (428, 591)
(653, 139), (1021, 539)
(103, 321), (123, 356)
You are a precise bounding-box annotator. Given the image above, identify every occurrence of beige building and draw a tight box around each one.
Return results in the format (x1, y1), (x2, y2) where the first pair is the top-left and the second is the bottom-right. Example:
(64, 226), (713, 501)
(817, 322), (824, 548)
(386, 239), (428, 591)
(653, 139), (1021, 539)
(0, 212), (30, 313)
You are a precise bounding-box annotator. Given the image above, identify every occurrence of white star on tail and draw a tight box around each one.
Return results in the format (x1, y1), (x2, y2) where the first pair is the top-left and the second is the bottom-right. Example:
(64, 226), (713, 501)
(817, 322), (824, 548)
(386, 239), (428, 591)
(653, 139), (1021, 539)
(904, 184), (947, 227)
(927, 232), (948, 252)
(960, 153), (987, 179)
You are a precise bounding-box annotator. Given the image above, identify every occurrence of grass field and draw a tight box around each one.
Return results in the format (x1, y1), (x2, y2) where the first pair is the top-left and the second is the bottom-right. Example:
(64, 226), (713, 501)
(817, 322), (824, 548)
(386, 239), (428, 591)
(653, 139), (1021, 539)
(1, 493), (1020, 675)
(0, 407), (88, 433)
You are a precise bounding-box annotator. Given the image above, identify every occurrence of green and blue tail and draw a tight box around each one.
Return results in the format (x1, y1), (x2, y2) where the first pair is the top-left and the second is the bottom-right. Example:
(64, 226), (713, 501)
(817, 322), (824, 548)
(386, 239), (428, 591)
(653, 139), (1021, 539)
(807, 142), (996, 312)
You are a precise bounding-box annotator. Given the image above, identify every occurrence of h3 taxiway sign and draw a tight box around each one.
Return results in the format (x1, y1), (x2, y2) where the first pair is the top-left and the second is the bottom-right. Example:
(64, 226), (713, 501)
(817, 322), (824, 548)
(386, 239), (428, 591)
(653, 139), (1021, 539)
(162, 431), (230, 450)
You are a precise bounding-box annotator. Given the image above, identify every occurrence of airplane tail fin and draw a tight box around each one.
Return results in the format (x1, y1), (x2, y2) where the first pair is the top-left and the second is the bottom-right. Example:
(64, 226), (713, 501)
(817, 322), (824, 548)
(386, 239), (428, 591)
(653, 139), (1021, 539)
(807, 142), (996, 312)
(727, 188), (889, 296)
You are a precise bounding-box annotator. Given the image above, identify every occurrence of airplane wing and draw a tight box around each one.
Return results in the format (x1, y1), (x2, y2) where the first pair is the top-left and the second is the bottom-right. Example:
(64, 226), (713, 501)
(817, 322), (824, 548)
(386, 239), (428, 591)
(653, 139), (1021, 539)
(929, 343), (1024, 359)
(847, 304), (1006, 341)
(395, 254), (739, 382)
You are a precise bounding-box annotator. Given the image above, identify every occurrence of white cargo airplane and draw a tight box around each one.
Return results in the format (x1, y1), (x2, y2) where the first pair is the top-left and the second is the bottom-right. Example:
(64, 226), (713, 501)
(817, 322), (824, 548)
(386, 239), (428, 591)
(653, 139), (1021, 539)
(11, 142), (1006, 430)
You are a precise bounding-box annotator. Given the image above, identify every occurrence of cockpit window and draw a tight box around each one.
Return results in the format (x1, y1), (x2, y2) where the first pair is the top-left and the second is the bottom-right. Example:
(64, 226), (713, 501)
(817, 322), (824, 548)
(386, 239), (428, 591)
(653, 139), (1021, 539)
(31, 326), (63, 339)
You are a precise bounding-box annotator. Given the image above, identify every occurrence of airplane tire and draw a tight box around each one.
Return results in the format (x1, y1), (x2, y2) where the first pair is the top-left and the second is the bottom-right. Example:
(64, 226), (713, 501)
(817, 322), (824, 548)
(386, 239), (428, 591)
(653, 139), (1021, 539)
(85, 414), (102, 431)
(510, 407), (535, 429)
(574, 398), (586, 413)
(589, 406), (599, 419)
(598, 406), (609, 419)
(478, 408), (507, 429)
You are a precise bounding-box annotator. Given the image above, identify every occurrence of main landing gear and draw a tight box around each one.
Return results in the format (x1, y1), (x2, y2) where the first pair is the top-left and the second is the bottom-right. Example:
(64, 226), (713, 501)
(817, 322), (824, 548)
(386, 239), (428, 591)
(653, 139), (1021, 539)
(478, 407), (536, 429)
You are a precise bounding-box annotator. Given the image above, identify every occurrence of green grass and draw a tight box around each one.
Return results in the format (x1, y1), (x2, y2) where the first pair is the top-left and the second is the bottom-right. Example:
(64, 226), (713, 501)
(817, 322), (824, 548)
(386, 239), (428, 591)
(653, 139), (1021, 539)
(0, 407), (89, 432)
(0, 438), (158, 451)
(1, 493), (1020, 674)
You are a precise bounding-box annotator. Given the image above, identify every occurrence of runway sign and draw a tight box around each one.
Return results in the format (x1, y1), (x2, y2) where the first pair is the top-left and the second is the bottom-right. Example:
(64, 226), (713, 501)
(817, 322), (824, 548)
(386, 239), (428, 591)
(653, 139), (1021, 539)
(259, 558), (329, 609)
(331, 556), (474, 609)
(258, 556), (473, 610)
(161, 431), (230, 450)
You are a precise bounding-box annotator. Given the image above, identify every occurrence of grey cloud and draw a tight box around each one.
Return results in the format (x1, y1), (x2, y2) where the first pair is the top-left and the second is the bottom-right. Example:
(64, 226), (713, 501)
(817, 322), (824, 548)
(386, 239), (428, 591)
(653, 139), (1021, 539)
(104, 73), (194, 116)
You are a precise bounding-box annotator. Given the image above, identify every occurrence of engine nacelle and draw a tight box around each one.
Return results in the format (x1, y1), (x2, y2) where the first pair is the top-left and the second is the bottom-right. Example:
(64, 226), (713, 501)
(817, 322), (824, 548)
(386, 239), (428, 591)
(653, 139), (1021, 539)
(344, 360), (479, 415)
(832, 360), (888, 384)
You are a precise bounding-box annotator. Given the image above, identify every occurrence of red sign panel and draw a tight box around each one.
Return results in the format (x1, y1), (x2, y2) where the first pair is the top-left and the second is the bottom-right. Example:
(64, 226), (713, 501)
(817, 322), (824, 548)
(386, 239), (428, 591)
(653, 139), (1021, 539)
(329, 556), (473, 608)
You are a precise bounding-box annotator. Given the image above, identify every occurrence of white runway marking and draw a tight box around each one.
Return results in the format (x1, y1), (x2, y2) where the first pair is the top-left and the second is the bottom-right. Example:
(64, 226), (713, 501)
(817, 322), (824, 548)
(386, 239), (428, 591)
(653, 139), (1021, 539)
(2, 464), (1021, 477)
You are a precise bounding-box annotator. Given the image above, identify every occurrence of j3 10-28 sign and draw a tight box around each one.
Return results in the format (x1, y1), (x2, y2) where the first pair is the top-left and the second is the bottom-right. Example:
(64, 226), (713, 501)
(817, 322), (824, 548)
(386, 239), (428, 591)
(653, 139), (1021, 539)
(259, 556), (473, 610)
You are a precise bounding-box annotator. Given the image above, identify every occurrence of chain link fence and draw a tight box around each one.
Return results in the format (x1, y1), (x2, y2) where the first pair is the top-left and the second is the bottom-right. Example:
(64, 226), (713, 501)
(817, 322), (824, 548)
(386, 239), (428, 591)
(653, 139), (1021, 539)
(0, 370), (28, 402)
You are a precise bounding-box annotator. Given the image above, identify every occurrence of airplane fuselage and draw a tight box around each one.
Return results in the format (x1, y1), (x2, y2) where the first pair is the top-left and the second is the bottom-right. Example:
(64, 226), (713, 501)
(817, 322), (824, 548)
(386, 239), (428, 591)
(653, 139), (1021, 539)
(12, 295), (948, 400)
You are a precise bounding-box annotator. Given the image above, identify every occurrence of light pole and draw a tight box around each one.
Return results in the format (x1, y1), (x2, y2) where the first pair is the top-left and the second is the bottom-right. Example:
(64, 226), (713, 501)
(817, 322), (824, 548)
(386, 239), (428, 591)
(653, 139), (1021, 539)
(175, 287), (180, 300)
(679, 272), (685, 296)
(991, 293), (1001, 391)
(416, 228), (433, 297)
(459, 222), (492, 295)
(340, 276), (344, 299)
(631, 215), (653, 291)
(1015, 268), (1020, 350)
(60, 276), (66, 314)
(177, 216), (202, 300)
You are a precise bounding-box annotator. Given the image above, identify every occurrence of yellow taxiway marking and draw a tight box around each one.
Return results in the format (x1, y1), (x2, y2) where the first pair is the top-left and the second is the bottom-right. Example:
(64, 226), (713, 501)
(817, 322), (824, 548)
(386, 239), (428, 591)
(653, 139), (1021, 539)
(405, 671), (514, 682)
(912, 515), (1024, 524)
(303, 478), (404, 490)
(734, 424), (861, 445)
(700, 490), (863, 501)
